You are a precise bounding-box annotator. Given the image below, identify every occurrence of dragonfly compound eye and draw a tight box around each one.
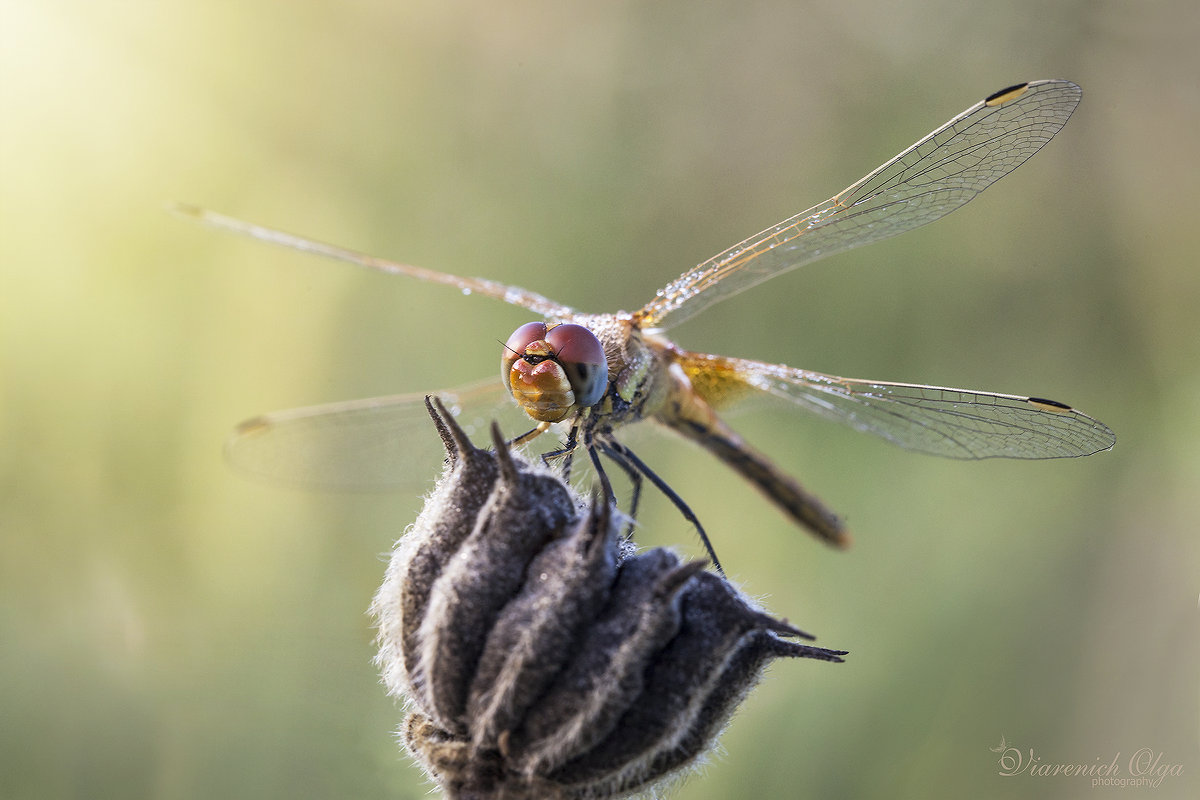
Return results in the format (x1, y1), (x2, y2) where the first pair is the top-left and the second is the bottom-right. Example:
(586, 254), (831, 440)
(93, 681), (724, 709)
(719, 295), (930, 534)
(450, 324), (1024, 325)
(369, 397), (846, 800)
(544, 323), (608, 407)
(502, 321), (551, 363)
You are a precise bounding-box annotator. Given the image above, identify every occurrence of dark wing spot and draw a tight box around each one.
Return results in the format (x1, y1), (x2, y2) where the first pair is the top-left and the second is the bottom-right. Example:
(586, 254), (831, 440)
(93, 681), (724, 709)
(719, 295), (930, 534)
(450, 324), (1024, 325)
(1026, 396), (1072, 412)
(985, 83), (1030, 106)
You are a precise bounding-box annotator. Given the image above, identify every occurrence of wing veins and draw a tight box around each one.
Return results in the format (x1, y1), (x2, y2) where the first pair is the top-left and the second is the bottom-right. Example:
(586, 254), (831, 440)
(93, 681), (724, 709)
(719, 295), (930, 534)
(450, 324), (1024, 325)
(834, 386), (1083, 457)
(173, 204), (581, 320)
(682, 352), (1113, 460)
(637, 80), (1081, 330)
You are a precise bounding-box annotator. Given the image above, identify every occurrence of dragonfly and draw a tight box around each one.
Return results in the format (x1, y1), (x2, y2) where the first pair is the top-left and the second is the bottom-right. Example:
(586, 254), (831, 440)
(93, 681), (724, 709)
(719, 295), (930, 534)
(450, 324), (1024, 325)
(181, 79), (1114, 571)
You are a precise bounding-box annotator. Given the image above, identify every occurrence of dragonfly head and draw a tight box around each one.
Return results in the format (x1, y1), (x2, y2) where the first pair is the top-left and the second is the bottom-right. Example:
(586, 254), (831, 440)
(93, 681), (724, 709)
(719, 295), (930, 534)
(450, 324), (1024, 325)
(503, 322), (608, 423)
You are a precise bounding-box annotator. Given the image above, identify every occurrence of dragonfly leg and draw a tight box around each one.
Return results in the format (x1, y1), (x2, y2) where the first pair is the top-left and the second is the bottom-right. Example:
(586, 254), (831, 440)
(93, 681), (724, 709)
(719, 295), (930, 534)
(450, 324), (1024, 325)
(539, 419), (582, 482)
(586, 436), (642, 541)
(597, 435), (723, 575)
(573, 427), (615, 509)
(509, 420), (551, 448)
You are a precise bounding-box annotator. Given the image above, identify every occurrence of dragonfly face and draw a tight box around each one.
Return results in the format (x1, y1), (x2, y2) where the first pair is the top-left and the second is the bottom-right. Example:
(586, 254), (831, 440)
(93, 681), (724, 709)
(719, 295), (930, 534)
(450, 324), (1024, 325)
(182, 79), (1115, 566)
(503, 322), (608, 423)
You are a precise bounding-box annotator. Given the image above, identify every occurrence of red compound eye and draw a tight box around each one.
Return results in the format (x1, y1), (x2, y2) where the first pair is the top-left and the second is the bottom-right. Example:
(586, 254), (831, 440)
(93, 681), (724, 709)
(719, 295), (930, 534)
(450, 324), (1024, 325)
(504, 321), (550, 357)
(544, 323), (608, 407)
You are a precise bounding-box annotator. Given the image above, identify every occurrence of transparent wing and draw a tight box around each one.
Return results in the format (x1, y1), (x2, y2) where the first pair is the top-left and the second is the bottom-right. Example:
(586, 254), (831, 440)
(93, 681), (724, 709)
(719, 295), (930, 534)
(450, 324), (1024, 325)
(637, 80), (1081, 330)
(677, 352), (1115, 460)
(173, 204), (583, 321)
(224, 379), (532, 488)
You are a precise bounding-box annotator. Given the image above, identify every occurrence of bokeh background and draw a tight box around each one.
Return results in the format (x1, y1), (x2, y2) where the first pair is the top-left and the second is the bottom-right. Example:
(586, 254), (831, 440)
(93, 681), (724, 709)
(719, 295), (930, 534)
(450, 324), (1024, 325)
(3, 1), (1197, 798)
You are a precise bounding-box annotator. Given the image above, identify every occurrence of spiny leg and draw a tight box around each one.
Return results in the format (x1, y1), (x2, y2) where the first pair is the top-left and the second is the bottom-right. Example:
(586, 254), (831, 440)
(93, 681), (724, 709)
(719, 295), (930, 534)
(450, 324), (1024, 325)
(598, 435), (724, 575)
(581, 430), (616, 505)
(587, 435), (643, 540)
(539, 419), (582, 482)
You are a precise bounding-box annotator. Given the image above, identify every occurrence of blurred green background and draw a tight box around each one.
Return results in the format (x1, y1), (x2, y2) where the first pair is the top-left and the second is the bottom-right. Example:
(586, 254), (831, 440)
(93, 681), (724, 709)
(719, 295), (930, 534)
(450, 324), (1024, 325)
(3, 1), (1197, 798)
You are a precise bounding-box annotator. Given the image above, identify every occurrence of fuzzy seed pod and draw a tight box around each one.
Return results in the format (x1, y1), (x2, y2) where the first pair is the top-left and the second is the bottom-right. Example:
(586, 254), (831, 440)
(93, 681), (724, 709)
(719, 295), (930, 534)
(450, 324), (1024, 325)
(370, 397), (846, 799)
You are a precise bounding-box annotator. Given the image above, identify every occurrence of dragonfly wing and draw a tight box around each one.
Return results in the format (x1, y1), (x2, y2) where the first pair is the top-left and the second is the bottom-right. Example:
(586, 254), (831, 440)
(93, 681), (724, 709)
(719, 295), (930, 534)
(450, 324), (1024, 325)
(225, 378), (530, 488)
(637, 80), (1081, 330)
(173, 204), (583, 321)
(677, 352), (1115, 460)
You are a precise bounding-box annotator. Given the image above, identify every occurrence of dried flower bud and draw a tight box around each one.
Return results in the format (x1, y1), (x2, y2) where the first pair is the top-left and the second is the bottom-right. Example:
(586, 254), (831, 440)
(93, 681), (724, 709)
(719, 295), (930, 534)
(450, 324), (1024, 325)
(370, 397), (846, 799)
